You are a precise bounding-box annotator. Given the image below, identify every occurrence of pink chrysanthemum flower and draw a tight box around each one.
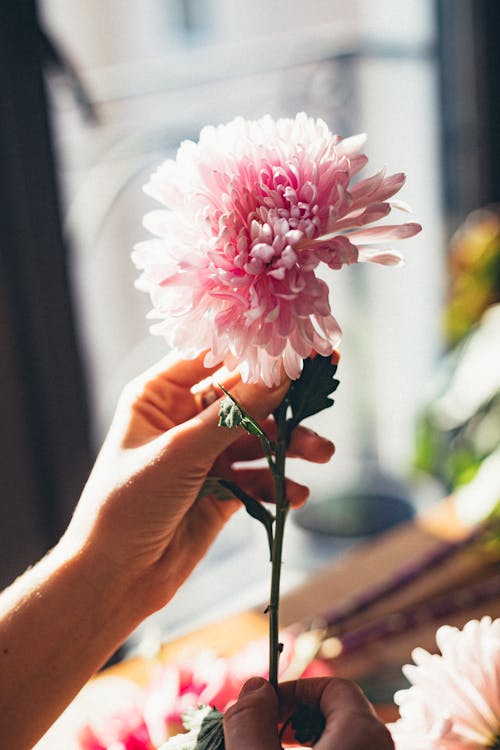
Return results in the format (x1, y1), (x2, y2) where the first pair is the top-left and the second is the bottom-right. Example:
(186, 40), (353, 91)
(133, 113), (421, 385)
(389, 617), (500, 750)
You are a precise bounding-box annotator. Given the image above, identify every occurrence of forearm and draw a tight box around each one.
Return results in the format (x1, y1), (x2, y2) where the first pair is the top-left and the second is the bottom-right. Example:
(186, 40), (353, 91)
(0, 543), (140, 750)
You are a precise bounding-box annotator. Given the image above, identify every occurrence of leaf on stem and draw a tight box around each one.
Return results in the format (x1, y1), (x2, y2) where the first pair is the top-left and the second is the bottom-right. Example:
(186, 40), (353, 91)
(218, 478), (275, 560)
(193, 708), (225, 750)
(287, 354), (339, 432)
(161, 706), (222, 750)
(218, 385), (274, 457)
(281, 704), (326, 746)
(197, 477), (237, 501)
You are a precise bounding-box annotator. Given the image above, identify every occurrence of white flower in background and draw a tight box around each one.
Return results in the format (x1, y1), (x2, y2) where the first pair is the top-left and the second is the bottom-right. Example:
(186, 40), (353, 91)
(159, 706), (213, 750)
(389, 617), (500, 750)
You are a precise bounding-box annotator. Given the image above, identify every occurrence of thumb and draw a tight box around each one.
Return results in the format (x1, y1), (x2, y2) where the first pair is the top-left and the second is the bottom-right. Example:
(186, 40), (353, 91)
(168, 375), (290, 467)
(224, 678), (281, 750)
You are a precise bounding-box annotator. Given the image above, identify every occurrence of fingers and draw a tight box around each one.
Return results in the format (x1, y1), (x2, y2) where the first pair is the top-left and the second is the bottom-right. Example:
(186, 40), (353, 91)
(227, 424), (335, 464)
(289, 427), (335, 463)
(278, 678), (394, 750)
(118, 356), (242, 447)
(117, 353), (222, 442)
(139, 350), (221, 389)
(138, 353), (241, 404)
(121, 353), (335, 470)
(224, 678), (282, 750)
(225, 677), (393, 750)
(167, 376), (291, 468)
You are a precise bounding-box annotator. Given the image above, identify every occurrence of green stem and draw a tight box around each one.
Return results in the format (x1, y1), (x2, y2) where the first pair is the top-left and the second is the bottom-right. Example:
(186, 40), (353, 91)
(269, 401), (290, 692)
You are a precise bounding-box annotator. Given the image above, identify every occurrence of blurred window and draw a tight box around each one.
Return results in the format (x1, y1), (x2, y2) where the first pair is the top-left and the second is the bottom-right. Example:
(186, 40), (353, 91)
(39, 0), (446, 631)
(41, 0), (443, 473)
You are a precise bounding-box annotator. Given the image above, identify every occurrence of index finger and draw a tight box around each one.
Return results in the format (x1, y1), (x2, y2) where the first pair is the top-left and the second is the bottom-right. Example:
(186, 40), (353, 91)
(141, 350), (222, 389)
(278, 678), (393, 750)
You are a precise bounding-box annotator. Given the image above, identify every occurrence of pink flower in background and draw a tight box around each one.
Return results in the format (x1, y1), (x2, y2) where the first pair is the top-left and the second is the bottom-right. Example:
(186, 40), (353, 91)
(76, 678), (154, 750)
(133, 113), (421, 386)
(79, 719), (152, 750)
(75, 634), (331, 749)
(389, 617), (500, 750)
(143, 631), (330, 746)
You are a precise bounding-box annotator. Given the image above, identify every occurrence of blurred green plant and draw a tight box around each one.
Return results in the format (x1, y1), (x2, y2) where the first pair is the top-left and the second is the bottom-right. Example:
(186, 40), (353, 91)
(415, 390), (500, 492)
(445, 207), (500, 345)
(415, 208), (500, 519)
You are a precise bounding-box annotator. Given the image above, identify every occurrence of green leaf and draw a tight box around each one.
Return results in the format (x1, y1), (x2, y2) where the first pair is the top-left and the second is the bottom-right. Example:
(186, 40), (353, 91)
(218, 392), (245, 430)
(194, 708), (225, 750)
(287, 354), (339, 431)
(218, 385), (273, 449)
(218, 385), (274, 464)
(219, 478), (275, 560)
(197, 477), (237, 501)
(288, 703), (326, 745)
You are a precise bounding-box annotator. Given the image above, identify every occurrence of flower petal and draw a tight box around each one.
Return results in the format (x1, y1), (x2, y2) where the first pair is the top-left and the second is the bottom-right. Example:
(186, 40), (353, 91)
(346, 222), (422, 244)
(134, 114), (420, 383)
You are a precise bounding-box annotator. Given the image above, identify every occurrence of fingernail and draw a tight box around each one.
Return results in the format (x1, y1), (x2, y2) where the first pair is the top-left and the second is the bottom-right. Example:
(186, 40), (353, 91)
(240, 676), (267, 695)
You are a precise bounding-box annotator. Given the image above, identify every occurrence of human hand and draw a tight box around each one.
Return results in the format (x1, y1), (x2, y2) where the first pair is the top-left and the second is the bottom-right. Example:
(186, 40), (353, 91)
(224, 677), (394, 750)
(61, 352), (335, 623)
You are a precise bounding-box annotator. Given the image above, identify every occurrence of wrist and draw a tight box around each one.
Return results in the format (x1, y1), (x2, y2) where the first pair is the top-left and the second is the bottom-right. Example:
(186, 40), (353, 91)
(53, 535), (145, 637)
(0, 541), (144, 749)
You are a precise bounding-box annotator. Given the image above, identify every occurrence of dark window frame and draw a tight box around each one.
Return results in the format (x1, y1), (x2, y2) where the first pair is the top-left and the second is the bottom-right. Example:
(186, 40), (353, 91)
(0, 0), (91, 587)
(436, 0), (500, 228)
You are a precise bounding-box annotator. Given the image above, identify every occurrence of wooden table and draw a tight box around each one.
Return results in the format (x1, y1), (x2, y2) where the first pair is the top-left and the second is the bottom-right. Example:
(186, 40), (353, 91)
(36, 498), (499, 749)
(102, 498), (500, 722)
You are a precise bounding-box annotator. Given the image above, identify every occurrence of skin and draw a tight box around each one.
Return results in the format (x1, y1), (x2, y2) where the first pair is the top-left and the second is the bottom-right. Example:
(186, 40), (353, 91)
(224, 677), (395, 750)
(0, 353), (335, 750)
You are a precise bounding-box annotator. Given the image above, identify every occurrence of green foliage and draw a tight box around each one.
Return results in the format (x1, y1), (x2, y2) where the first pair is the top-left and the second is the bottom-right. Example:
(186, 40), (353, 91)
(482, 507), (500, 555)
(415, 391), (500, 492)
(198, 477), (238, 501)
(445, 451), (482, 488)
(193, 709), (225, 750)
(218, 385), (274, 456)
(286, 354), (339, 434)
(218, 355), (340, 453)
(218, 391), (245, 430)
(281, 703), (326, 745)
(414, 413), (442, 476)
(216, 355), (339, 571)
(199, 476), (275, 559)
(218, 478), (275, 560)
(445, 209), (500, 346)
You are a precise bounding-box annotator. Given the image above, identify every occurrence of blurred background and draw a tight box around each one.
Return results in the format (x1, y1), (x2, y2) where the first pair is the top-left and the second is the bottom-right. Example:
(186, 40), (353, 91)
(1, 0), (500, 642)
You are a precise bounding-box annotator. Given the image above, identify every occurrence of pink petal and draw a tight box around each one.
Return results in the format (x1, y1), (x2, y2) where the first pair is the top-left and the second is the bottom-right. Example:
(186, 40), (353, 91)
(350, 171), (406, 207)
(390, 199), (413, 213)
(135, 114), (421, 384)
(332, 202), (391, 230)
(358, 247), (405, 266)
(347, 153), (369, 177)
(346, 222), (422, 243)
(283, 345), (303, 379)
(335, 132), (367, 156)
